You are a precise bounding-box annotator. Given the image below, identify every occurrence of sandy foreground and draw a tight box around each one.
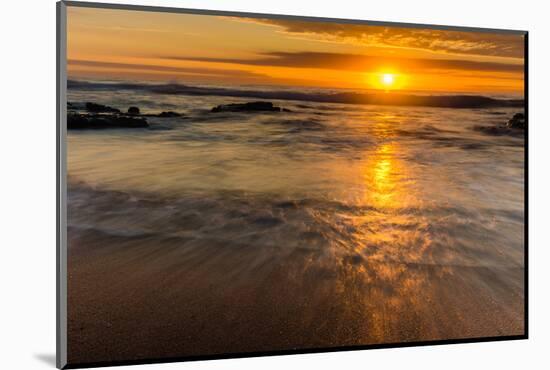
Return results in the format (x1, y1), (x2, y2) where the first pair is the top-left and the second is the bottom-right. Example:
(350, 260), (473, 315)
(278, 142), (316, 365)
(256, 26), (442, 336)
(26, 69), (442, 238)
(67, 225), (524, 365)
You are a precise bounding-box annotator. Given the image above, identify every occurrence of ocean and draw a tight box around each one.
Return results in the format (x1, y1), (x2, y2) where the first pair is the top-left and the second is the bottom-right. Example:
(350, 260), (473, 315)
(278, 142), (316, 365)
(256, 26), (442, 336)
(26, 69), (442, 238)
(66, 80), (525, 363)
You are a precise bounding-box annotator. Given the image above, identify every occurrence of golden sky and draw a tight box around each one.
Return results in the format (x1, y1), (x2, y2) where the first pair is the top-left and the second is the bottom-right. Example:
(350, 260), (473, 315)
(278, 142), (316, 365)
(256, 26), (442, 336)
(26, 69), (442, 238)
(66, 6), (525, 94)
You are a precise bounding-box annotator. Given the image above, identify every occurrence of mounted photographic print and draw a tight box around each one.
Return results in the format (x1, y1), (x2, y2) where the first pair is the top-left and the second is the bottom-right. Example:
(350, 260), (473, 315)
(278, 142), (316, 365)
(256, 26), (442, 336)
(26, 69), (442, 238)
(56, 1), (527, 368)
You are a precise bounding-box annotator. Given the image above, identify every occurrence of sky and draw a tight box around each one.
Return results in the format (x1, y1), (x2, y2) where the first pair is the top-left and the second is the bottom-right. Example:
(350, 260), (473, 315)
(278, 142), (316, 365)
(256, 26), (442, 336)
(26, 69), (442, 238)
(66, 6), (525, 94)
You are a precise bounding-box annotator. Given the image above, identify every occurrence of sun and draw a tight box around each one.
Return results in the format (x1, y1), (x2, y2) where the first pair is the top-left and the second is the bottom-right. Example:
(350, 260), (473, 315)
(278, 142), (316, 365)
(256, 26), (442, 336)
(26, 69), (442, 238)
(381, 73), (395, 86)
(365, 71), (405, 90)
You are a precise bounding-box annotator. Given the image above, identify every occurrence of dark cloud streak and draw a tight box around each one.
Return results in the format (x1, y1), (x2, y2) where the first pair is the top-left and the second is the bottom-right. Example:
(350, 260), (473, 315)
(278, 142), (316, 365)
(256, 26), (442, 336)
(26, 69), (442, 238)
(68, 59), (267, 78)
(160, 51), (523, 74)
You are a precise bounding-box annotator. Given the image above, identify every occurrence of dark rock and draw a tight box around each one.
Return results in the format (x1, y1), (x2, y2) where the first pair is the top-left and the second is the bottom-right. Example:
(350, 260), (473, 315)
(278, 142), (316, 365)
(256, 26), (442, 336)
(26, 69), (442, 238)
(473, 125), (523, 137)
(506, 112), (525, 129)
(67, 113), (148, 129)
(127, 106), (140, 115)
(474, 112), (526, 137)
(211, 101), (284, 113)
(67, 102), (86, 110)
(157, 111), (182, 117)
(142, 111), (183, 118)
(85, 102), (120, 113)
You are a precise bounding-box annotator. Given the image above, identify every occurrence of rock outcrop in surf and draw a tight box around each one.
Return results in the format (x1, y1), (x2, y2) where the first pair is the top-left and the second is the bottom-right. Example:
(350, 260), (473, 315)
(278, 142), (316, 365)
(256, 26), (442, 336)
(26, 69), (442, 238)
(127, 106), (140, 115)
(85, 102), (121, 113)
(66, 102), (189, 129)
(474, 111), (526, 136)
(67, 113), (149, 129)
(507, 113), (525, 129)
(211, 101), (290, 113)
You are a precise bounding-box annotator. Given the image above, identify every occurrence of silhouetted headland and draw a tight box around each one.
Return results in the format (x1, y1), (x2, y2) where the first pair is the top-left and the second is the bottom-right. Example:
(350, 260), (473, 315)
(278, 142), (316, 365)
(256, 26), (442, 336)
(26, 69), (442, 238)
(68, 80), (524, 109)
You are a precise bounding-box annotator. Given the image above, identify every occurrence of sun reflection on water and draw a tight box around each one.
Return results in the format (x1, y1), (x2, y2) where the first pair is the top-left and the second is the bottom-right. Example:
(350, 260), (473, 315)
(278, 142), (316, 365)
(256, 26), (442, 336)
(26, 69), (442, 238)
(362, 142), (405, 211)
(372, 144), (396, 207)
(324, 137), (445, 342)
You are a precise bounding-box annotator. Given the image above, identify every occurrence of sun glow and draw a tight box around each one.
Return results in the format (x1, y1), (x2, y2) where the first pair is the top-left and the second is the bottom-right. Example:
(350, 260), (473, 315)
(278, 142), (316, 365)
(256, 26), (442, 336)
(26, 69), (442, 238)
(366, 71), (406, 91)
(381, 73), (395, 86)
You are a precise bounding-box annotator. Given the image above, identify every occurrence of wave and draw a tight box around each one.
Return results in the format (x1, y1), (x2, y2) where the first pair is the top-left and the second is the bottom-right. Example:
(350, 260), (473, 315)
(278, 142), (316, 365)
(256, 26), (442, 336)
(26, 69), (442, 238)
(67, 80), (524, 109)
(67, 180), (524, 269)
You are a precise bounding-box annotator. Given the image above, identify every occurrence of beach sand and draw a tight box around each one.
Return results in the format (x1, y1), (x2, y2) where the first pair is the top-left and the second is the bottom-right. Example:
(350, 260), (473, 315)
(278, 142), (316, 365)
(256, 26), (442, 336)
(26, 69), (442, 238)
(67, 224), (524, 364)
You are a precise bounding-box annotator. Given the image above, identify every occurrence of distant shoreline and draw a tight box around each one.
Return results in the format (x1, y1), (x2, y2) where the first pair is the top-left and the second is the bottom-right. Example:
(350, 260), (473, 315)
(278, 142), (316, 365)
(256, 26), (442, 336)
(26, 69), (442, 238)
(68, 80), (524, 109)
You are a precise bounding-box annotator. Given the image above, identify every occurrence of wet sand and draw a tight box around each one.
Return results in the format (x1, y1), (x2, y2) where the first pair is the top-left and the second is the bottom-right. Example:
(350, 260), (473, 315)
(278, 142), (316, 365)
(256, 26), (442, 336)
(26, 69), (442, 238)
(67, 224), (524, 365)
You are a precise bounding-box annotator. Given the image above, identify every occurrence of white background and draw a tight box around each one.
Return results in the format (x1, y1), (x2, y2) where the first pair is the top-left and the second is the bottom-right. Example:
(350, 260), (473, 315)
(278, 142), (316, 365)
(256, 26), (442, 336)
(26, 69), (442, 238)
(1, 0), (548, 369)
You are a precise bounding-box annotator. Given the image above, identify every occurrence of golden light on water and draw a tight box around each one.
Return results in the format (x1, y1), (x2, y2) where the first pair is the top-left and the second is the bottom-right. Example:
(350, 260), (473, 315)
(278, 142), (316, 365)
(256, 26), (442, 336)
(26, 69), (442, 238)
(373, 144), (395, 206)
(360, 115), (402, 209)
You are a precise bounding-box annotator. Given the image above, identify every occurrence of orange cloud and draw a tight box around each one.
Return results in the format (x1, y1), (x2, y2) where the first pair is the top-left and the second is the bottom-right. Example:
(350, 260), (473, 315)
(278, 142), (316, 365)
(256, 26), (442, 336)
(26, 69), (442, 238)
(239, 18), (525, 59)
